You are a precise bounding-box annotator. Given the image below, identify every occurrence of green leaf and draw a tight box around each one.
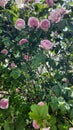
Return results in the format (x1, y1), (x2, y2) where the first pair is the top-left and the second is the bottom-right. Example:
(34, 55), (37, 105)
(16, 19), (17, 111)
(39, 104), (48, 119)
(52, 85), (61, 96)
(50, 96), (58, 112)
(4, 122), (10, 130)
(31, 104), (40, 115)
(29, 112), (40, 120)
(58, 97), (70, 113)
(67, 21), (73, 32)
(51, 125), (57, 130)
(0, 29), (2, 33)
(4, 121), (14, 130)
(10, 68), (21, 79)
(58, 124), (69, 130)
(29, 104), (48, 120)
(15, 117), (25, 130)
(31, 53), (46, 69)
(69, 2), (73, 6)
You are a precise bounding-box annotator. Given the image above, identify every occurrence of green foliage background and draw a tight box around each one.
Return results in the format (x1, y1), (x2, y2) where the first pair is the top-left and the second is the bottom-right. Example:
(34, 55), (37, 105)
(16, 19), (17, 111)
(0, 0), (73, 130)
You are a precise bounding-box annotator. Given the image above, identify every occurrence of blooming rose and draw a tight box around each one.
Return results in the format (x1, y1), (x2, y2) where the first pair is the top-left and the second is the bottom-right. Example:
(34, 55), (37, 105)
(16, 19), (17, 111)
(23, 54), (31, 61)
(15, 18), (25, 30)
(1, 49), (8, 55)
(49, 8), (66, 23)
(10, 63), (16, 68)
(40, 40), (53, 50)
(0, 0), (8, 7)
(69, 128), (73, 130)
(32, 120), (40, 129)
(38, 101), (44, 106)
(40, 19), (50, 31)
(42, 127), (50, 130)
(46, 0), (54, 7)
(0, 98), (9, 109)
(18, 39), (28, 45)
(28, 17), (39, 28)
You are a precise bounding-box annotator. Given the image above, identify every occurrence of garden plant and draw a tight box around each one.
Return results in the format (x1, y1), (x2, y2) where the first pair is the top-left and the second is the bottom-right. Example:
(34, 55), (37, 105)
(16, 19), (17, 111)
(0, 0), (73, 130)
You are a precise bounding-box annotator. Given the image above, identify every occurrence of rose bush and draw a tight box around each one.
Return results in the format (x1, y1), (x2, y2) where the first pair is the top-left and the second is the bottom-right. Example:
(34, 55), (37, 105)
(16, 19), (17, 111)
(0, 0), (73, 130)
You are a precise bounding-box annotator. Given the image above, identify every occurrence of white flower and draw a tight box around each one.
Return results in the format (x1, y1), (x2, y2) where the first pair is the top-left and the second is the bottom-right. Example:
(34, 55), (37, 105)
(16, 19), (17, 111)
(15, 0), (24, 8)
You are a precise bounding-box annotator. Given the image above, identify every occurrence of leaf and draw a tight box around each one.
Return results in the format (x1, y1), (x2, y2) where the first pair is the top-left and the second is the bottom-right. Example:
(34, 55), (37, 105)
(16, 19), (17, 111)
(29, 112), (40, 120)
(39, 104), (48, 119)
(10, 68), (21, 79)
(69, 2), (73, 6)
(52, 85), (61, 96)
(15, 117), (25, 130)
(4, 122), (10, 130)
(31, 53), (46, 69)
(4, 121), (14, 130)
(58, 97), (70, 113)
(50, 96), (58, 112)
(58, 124), (69, 130)
(31, 104), (40, 115)
(70, 109), (73, 119)
(67, 21), (73, 32)
(51, 125), (57, 130)
(0, 29), (2, 33)
(29, 104), (48, 120)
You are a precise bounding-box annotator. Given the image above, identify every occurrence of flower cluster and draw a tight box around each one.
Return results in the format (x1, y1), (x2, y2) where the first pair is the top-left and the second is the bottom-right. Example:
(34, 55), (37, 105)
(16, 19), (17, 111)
(0, 0), (8, 7)
(46, 0), (54, 7)
(40, 40), (53, 50)
(49, 8), (67, 23)
(15, 18), (25, 30)
(0, 98), (9, 109)
(32, 101), (50, 130)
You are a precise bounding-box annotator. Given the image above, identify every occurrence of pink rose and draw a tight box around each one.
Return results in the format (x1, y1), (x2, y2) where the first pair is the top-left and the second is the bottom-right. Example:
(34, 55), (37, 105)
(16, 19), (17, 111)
(42, 127), (50, 130)
(18, 39), (28, 45)
(49, 8), (67, 23)
(38, 101), (44, 106)
(28, 17), (39, 28)
(23, 54), (31, 61)
(40, 19), (50, 31)
(69, 128), (73, 130)
(10, 63), (16, 68)
(1, 49), (8, 55)
(0, 98), (9, 109)
(0, 0), (8, 7)
(32, 120), (40, 129)
(15, 18), (25, 30)
(40, 40), (53, 50)
(46, 0), (54, 7)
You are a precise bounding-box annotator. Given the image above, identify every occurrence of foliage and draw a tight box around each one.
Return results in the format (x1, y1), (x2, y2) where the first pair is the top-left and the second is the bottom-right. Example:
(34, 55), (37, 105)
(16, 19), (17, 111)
(0, 0), (73, 130)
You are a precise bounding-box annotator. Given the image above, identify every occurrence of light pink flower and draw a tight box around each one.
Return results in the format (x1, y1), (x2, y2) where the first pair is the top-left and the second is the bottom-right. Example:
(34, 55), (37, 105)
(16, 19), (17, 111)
(10, 63), (16, 68)
(0, 0), (8, 7)
(49, 8), (67, 23)
(69, 128), (73, 130)
(1, 49), (8, 55)
(18, 39), (28, 45)
(28, 17), (39, 28)
(42, 127), (50, 130)
(23, 54), (31, 61)
(38, 101), (44, 106)
(40, 40), (53, 50)
(46, 0), (54, 7)
(32, 120), (40, 129)
(0, 98), (9, 109)
(15, 18), (25, 30)
(40, 19), (50, 31)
